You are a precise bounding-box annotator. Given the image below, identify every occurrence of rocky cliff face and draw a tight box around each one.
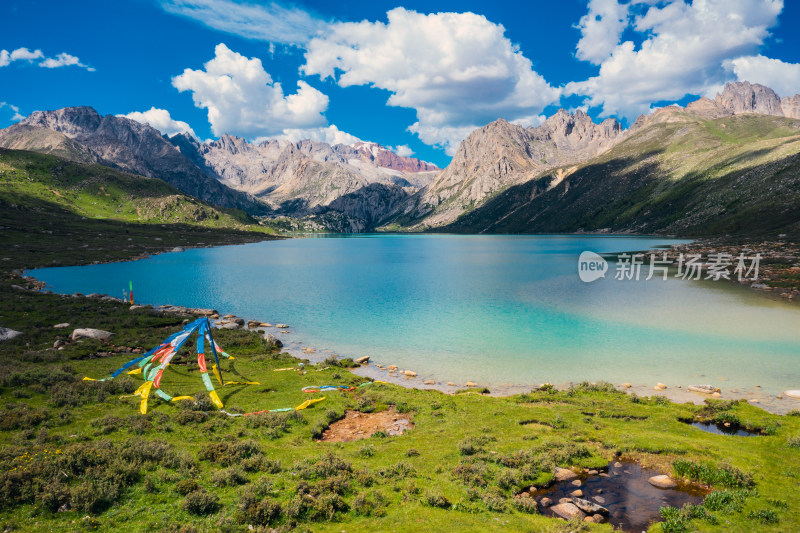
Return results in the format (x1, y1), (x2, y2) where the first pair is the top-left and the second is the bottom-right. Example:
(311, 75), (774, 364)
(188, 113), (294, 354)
(169, 134), (436, 224)
(14, 107), (267, 213)
(686, 81), (800, 119)
(402, 111), (623, 228)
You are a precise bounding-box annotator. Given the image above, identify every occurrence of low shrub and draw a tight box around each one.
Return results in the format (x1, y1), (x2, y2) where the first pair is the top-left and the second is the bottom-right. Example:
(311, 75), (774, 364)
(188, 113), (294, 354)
(423, 490), (450, 508)
(672, 460), (754, 488)
(352, 490), (387, 517)
(512, 496), (538, 514)
(181, 489), (219, 516)
(748, 508), (779, 524)
(211, 467), (247, 487)
(175, 479), (199, 496)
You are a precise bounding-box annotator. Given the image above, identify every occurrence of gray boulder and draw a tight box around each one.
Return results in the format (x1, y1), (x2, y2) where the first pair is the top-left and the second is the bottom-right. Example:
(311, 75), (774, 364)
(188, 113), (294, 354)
(264, 334), (283, 348)
(0, 327), (22, 341)
(71, 328), (113, 342)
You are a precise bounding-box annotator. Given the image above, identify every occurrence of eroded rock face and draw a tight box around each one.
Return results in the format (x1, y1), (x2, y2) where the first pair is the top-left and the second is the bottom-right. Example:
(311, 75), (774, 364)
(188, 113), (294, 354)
(782, 95), (800, 119)
(16, 107), (266, 213)
(404, 111), (624, 228)
(715, 81), (784, 116)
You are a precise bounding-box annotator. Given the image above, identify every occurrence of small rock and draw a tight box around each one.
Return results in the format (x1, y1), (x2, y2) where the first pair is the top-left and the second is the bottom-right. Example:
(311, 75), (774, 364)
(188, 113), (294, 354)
(70, 328), (113, 342)
(53, 339), (66, 349)
(218, 322), (241, 330)
(593, 495), (606, 504)
(550, 502), (586, 521)
(247, 320), (261, 329)
(571, 480), (582, 487)
(447, 381), (456, 386)
(354, 356), (370, 364)
(465, 381), (478, 387)
(614, 462), (623, 468)
(584, 516), (595, 522)
(593, 513), (606, 523)
(0, 327), (23, 342)
(570, 489), (583, 498)
(648, 475), (678, 488)
(588, 470), (598, 475)
(387, 365), (398, 371)
(264, 334), (283, 348)
(171, 246), (184, 252)
(275, 324), (290, 329)
(621, 382), (631, 388)
(711, 392), (722, 398)
(53, 323), (70, 329)
(539, 497), (553, 507)
(554, 468), (578, 482)
(423, 379), (435, 385)
(654, 383), (667, 391)
(404, 370), (417, 377)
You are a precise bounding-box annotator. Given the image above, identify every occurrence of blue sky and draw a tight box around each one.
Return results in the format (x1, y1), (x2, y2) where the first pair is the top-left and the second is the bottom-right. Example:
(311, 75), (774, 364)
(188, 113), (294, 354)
(1, 0), (799, 167)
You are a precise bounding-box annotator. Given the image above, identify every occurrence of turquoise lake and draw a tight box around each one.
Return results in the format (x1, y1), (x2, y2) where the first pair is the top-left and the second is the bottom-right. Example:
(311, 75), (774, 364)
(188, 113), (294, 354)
(29, 234), (800, 398)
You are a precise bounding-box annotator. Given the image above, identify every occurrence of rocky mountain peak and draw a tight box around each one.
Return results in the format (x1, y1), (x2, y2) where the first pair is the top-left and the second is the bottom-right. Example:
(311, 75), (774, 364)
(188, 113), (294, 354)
(714, 81), (784, 116)
(22, 106), (103, 136)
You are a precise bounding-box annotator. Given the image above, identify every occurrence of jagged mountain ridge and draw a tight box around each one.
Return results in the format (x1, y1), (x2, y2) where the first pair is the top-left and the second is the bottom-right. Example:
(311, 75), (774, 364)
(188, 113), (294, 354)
(168, 133), (438, 226)
(396, 109), (624, 228)
(438, 92), (800, 238)
(10, 107), (268, 214)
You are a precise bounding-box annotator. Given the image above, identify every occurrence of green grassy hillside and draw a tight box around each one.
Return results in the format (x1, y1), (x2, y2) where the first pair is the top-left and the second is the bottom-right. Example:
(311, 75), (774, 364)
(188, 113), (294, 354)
(443, 112), (800, 238)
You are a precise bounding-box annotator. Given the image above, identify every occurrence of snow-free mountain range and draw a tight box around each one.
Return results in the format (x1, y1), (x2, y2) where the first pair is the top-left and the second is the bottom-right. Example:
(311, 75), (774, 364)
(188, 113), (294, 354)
(1, 81), (799, 237)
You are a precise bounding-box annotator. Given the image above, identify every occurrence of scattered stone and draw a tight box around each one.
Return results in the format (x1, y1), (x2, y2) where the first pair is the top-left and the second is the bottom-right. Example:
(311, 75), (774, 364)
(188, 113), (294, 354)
(70, 328), (113, 342)
(447, 382), (456, 386)
(572, 497), (609, 516)
(648, 475), (678, 488)
(784, 390), (800, 400)
(539, 497), (553, 507)
(217, 322), (241, 330)
(465, 381), (478, 387)
(264, 334), (283, 348)
(588, 470), (598, 475)
(584, 516), (595, 522)
(749, 399), (759, 404)
(614, 462), (623, 468)
(571, 480), (582, 487)
(688, 384), (720, 394)
(404, 370), (417, 377)
(592, 495), (606, 504)
(129, 305), (145, 311)
(554, 468), (578, 482)
(423, 379), (435, 385)
(53, 339), (66, 349)
(711, 392), (722, 398)
(387, 365), (398, 371)
(621, 382), (632, 388)
(570, 489), (583, 498)
(0, 327), (22, 341)
(247, 320), (261, 329)
(550, 502), (586, 521)
(275, 324), (290, 329)
(528, 487), (537, 495)
(260, 322), (272, 327)
(53, 323), (70, 329)
(171, 247), (184, 252)
(593, 513), (606, 523)
(354, 356), (370, 364)
(654, 383), (667, 391)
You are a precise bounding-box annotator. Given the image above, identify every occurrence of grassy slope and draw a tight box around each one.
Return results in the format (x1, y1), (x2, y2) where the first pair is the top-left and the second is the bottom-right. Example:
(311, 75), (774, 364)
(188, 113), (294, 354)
(443, 113), (800, 239)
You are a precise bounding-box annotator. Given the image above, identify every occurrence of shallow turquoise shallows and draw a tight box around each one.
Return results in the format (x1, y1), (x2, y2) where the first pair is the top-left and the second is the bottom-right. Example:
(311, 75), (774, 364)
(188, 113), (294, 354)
(30, 235), (800, 395)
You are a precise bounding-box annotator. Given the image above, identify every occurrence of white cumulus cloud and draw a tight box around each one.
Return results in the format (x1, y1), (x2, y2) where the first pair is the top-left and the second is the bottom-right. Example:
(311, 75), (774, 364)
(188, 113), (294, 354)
(0, 47), (93, 71)
(302, 7), (560, 155)
(0, 102), (24, 122)
(575, 0), (630, 65)
(173, 43), (330, 138)
(119, 107), (197, 138)
(724, 55), (800, 98)
(567, 0), (785, 120)
(160, 0), (328, 46)
(264, 124), (361, 146)
(391, 145), (414, 157)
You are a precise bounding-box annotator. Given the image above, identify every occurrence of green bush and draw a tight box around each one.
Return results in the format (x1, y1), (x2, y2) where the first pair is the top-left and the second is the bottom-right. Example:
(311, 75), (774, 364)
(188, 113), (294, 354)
(181, 489), (219, 516)
(748, 508), (779, 524)
(211, 467), (247, 487)
(672, 460), (754, 488)
(70, 480), (120, 514)
(423, 490), (450, 508)
(512, 496), (538, 514)
(236, 479), (281, 526)
(175, 479), (200, 496)
(352, 490), (386, 517)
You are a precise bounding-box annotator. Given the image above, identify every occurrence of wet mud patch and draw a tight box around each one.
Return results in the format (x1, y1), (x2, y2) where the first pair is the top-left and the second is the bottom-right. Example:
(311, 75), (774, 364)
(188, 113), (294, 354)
(320, 408), (413, 442)
(532, 461), (706, 531)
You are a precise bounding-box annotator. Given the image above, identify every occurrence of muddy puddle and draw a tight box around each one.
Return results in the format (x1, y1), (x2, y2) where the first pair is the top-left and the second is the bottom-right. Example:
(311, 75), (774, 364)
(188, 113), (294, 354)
(533, 461), (706, 531)
(320, 408), (413, 442)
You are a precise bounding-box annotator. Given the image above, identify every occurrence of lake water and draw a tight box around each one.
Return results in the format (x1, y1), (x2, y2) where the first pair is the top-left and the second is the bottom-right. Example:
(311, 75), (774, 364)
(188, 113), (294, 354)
(29, 235), (800, 400)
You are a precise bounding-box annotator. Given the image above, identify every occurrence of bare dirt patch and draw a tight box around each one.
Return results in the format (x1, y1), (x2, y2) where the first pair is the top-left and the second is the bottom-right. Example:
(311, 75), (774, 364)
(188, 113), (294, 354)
(321, 408), (413, 442)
